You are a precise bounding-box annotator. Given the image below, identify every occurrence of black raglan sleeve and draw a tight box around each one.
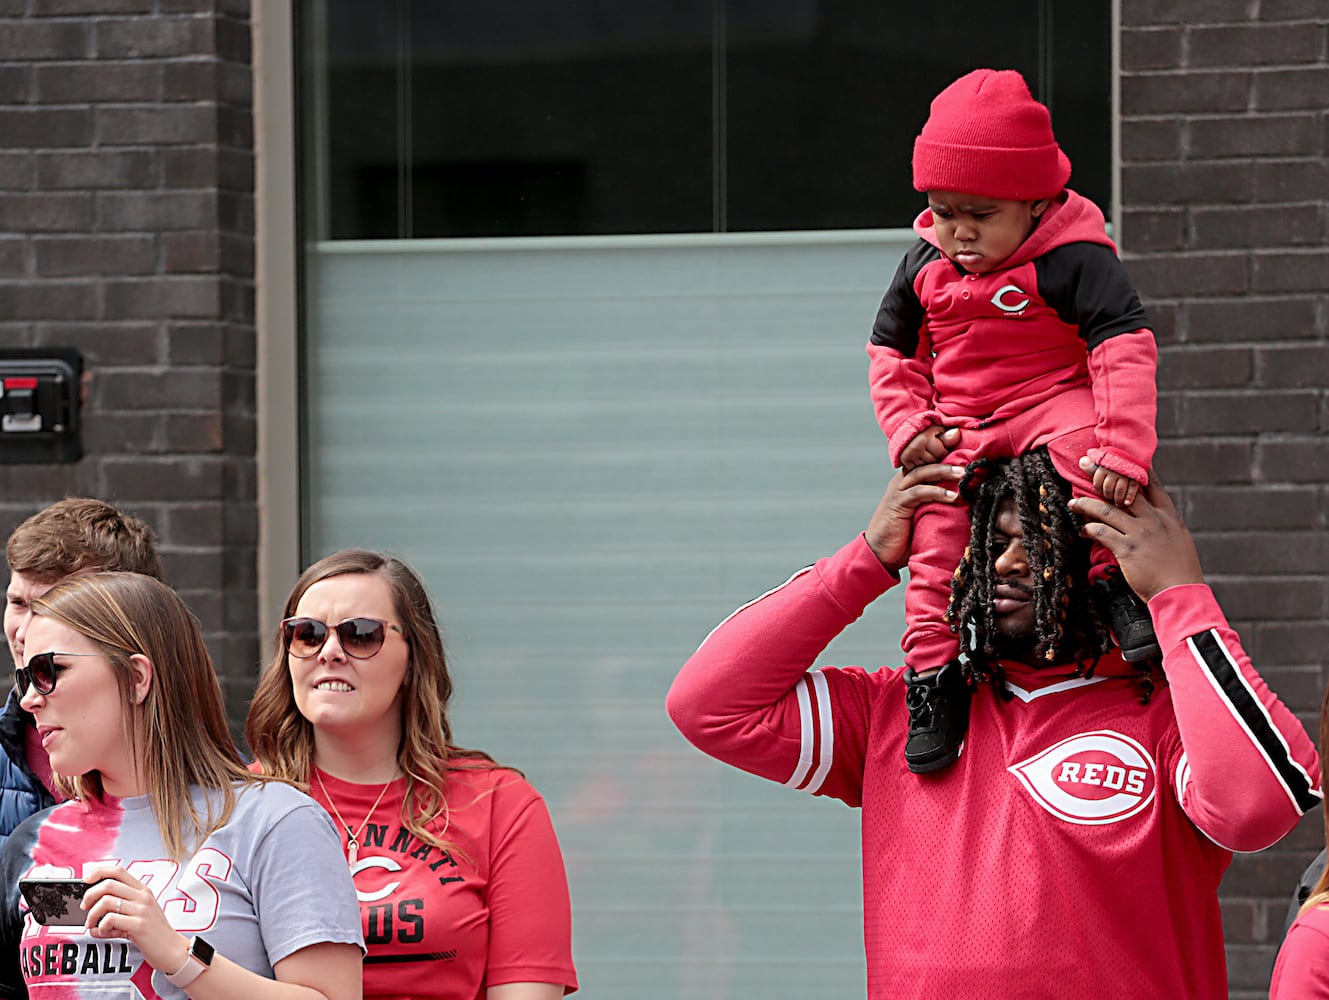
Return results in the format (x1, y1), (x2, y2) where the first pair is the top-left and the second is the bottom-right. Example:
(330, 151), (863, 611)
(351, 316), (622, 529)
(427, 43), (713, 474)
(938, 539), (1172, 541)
(1034, 242), (1151, 349)
(868, 239), (942, 355)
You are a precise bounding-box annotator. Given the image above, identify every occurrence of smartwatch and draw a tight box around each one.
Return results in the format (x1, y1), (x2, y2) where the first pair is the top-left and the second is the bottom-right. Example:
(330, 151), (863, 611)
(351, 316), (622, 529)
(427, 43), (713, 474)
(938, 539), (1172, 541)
(165, 936), (214, 989)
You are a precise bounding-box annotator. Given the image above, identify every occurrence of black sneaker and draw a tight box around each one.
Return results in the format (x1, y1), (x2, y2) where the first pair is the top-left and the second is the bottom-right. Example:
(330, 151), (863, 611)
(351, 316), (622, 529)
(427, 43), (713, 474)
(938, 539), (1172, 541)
(1093, 569), (1161, 663)
(903, 660), (970, 774)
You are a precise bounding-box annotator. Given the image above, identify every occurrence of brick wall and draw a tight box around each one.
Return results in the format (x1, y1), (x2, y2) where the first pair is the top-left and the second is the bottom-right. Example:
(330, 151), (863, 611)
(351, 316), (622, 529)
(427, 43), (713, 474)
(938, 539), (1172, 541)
(0, 0), (257, 732)
(1121, 1), (1329, 994)
(1, 0), (1325, 991)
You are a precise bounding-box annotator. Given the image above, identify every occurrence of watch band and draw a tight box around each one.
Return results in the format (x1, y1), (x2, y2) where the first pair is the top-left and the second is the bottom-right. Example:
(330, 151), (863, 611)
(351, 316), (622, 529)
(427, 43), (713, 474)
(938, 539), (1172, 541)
(165, 936), (214, 989)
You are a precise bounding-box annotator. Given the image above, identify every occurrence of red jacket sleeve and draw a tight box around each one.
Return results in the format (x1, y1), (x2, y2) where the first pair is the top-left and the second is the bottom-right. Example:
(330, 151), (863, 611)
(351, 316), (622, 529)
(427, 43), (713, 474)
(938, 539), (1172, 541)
(867, 244), (943, 467)
(867, 341), (942, 468)
(666, 535), (898, 806)
(1150, 583), (1322, 852)
(1085, 328), (1157, 484)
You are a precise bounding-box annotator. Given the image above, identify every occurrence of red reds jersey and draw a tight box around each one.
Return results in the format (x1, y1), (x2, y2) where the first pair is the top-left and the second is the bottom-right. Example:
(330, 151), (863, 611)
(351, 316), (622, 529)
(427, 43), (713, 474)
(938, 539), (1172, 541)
(667, 535), (1321, 1000)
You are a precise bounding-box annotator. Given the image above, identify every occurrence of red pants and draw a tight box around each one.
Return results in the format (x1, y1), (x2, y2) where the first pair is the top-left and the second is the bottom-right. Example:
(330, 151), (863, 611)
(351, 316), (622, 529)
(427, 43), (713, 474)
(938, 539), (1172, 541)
(903, 387), (1116, 670)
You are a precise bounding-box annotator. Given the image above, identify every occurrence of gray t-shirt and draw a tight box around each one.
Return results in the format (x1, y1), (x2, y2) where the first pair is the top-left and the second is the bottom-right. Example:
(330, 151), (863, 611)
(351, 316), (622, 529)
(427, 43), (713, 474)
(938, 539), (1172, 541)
(0, 780), (364, 998)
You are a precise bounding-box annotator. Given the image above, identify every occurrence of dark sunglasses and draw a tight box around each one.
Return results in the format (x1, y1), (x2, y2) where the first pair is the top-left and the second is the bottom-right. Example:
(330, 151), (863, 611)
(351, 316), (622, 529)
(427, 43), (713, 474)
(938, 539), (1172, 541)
(15, 651), (102, 698)
(281, 616), (405, 660)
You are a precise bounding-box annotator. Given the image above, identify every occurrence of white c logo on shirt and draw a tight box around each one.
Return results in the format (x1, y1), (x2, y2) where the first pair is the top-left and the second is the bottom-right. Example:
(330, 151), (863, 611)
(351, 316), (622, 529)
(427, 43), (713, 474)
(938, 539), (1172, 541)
(350, 855), (402, 902)
(991, 284), (1030, 313)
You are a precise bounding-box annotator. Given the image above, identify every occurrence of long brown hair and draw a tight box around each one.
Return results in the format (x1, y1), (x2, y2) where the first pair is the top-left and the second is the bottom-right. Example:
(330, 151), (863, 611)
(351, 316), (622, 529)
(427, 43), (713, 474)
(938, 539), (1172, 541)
(1298, 682), (1329, 914)
(31, 572), (269, 858)
(245, 550), (497, 849)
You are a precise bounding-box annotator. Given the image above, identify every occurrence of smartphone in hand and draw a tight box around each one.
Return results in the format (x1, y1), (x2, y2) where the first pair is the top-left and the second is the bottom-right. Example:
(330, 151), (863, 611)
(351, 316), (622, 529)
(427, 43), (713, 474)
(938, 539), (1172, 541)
(19, 878), (95, 926)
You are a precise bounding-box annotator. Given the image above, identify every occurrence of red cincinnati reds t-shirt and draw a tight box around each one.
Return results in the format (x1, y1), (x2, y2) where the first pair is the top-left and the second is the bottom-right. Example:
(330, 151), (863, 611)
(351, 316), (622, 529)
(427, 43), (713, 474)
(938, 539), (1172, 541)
(308, 765), (577, 999)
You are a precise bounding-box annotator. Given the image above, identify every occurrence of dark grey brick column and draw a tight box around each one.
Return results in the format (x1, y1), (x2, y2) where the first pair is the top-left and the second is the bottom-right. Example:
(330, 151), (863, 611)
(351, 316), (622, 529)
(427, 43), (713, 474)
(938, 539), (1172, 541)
(0, 0), (258, 734)
(1121, 2), (1329, 995)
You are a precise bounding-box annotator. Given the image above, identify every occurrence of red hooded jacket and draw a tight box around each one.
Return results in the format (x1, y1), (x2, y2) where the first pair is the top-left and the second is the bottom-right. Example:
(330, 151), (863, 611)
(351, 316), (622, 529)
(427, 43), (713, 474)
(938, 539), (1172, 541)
(867, 190), (1156, 484)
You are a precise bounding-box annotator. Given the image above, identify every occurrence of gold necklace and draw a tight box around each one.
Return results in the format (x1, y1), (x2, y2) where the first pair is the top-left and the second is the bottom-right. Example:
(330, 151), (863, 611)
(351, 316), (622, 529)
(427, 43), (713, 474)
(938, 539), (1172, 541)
(314, 768), (396, 867)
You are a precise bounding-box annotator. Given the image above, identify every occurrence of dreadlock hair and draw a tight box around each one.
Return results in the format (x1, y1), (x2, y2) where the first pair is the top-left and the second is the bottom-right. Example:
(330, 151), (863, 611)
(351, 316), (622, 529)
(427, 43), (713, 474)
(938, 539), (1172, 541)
(945, 448), (1154, 704)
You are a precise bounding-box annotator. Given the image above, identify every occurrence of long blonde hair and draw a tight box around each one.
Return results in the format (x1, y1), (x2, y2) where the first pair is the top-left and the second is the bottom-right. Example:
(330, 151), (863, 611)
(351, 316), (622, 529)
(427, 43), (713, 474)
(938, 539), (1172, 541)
(1299, 682), (1329, 914)
(31, 572), (271, 858)
(245, 550), (498, 849)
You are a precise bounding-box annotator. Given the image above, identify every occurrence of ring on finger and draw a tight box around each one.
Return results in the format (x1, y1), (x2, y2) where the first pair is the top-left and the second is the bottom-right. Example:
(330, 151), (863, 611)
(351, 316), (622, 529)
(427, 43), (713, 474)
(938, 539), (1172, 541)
(114, 897), (122, 913)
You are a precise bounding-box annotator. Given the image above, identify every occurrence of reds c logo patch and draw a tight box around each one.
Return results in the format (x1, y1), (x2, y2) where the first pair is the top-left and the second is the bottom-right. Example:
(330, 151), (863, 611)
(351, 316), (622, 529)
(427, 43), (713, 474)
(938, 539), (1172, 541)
(990, 283), (1030, 314)
(1009, 730), (1157, 825)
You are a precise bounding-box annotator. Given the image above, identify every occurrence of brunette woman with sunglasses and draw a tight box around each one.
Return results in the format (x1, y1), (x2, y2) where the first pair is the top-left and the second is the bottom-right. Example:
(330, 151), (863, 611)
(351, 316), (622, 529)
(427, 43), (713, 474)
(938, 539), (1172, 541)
(245, 550), (577, 1000)
(0, 572), (364, 1000)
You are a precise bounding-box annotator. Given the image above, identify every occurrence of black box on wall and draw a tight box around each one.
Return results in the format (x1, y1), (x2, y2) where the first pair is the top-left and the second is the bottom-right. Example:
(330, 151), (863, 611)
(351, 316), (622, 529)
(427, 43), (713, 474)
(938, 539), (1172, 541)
(0, 348), (83, 465)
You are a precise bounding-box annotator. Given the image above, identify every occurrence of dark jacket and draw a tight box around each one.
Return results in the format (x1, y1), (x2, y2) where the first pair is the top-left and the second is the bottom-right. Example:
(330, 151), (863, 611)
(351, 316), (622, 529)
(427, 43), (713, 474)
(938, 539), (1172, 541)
(1287, 848), (1329, 935)
(0, 690), (54, 851)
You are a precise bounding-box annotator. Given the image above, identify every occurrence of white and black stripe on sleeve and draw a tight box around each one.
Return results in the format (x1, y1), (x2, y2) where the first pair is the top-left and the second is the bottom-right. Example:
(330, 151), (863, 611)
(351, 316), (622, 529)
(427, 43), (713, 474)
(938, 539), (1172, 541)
(1188, 629), (1321, 814)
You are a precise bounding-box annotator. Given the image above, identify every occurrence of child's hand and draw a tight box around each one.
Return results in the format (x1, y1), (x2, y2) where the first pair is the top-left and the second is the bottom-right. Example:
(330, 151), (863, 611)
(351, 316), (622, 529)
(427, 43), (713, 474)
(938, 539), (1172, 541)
(899, 425), (961, 471)
(1090, 465), (1141, 507)
(1070, 472), (1204, 601)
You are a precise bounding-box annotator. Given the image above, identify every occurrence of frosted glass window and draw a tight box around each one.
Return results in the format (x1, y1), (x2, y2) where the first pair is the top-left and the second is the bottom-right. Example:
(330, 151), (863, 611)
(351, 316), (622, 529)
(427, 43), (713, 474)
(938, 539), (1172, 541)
(295, 3), (1113, 993)
(303, 232), (914, 996)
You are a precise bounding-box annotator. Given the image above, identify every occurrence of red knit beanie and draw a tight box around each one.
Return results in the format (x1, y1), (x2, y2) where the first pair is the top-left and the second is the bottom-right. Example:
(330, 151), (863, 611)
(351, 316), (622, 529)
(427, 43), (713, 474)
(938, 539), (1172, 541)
(912, 69), (1071, 200)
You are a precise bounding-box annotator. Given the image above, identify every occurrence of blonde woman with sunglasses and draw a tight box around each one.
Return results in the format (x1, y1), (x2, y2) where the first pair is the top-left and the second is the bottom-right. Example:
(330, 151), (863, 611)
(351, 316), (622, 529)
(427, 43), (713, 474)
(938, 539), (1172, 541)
(0, 572), (364, 1000)
(245, 550), (577, 1000)
(3, 497), (164, 855)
